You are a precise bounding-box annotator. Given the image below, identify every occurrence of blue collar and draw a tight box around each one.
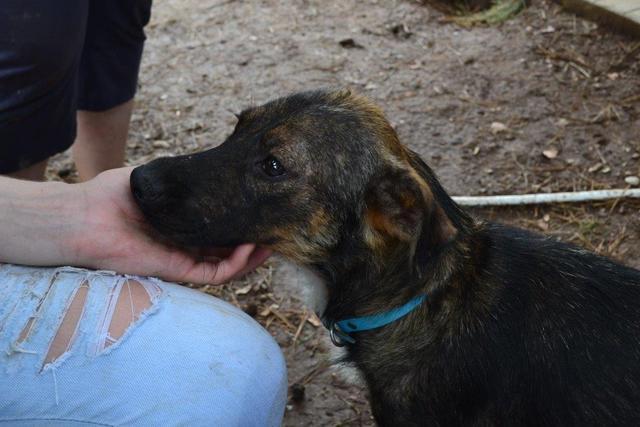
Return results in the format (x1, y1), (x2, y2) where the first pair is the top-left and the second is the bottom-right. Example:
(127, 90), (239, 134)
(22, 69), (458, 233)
(324, 294), (427, 346)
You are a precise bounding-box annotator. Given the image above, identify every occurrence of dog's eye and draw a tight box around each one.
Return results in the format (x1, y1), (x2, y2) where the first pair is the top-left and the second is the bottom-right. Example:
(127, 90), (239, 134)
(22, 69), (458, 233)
(262, 156), (285, 177)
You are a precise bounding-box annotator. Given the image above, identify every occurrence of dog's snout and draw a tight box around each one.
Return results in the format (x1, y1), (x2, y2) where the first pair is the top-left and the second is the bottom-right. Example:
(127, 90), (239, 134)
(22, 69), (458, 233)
(131, 166), (164, 204)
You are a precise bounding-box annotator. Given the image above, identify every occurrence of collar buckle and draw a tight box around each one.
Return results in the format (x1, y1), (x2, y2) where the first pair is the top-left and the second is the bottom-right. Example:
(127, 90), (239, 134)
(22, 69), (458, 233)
(328, 321), (355, 347)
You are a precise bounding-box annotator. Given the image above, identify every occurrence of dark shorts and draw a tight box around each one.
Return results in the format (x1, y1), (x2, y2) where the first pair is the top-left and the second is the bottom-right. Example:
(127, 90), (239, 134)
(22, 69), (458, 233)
(0, 0), (152, 173)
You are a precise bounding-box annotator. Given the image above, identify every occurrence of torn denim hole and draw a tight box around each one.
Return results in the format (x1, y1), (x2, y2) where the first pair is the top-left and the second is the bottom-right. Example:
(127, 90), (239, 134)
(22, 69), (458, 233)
(10, 271), (62, 355)
(91, 278), (162, 356)
(41, 281), (89, 370)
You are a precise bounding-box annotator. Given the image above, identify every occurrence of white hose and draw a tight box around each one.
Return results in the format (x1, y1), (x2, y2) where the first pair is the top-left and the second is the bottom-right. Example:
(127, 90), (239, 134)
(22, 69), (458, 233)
(452, 189), (640, 206)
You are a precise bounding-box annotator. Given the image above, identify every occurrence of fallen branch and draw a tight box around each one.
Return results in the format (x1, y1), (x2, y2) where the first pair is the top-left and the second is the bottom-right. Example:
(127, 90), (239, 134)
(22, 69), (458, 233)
(453, 189), (640, 206)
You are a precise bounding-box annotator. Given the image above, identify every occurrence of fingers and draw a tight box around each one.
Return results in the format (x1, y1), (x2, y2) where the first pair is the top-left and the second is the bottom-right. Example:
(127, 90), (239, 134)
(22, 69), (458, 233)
(182, 244), (272, 285)
(229, 246), (272, 281)
(196, 243), (257, 285)
(141, 243), (272, 286)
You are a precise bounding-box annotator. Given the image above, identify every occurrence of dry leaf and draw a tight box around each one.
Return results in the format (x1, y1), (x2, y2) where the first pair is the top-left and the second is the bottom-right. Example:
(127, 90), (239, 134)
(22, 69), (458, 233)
(537, 219), (549, 231)
(490, 122), (508, 134)
(542, 148), (558, 159)
(625, 176), (639, 186)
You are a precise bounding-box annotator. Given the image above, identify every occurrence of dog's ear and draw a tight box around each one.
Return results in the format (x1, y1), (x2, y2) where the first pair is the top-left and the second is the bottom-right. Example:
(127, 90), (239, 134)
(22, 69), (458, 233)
(364, 167), (426, 243)
(364, 166), (457, 249)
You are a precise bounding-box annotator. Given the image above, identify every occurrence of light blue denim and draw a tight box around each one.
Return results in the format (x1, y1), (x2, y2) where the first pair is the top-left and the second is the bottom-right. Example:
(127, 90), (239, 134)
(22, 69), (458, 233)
(0, 264), (287, 426)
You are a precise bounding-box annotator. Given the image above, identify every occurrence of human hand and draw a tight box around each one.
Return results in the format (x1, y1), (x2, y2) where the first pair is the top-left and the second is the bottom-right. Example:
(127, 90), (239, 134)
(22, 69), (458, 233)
(66, 167), (272, 284)
(0, 168), (270, 284)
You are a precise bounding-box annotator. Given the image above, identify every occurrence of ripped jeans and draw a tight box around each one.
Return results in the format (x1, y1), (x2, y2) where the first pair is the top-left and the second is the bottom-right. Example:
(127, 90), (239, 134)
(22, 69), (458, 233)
(0, 264), (287, 426)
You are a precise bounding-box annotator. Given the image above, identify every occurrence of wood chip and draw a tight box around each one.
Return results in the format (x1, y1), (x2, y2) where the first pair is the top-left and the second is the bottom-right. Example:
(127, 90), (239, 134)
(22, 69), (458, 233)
(152, 140), (170, 149)
(235, 283), (253, 295)
(259, 307), (271, 317)
(588, 163), (603, 173)
(307, 313), (322, 327)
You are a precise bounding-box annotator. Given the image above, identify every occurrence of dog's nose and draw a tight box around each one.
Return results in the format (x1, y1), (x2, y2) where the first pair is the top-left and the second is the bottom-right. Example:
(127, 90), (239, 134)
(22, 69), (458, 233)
(130, 166), (163, 204)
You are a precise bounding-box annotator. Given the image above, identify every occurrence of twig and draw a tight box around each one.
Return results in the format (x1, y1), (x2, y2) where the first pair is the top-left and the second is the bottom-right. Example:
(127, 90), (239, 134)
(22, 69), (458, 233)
(270, 307), (297, 331)
(292, 311), (309, 347)
(607, 225), (627, 255)
(535, 45), (592, 70)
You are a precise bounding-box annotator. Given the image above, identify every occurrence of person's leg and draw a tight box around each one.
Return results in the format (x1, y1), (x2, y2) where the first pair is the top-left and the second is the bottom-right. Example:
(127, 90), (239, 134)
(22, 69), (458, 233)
(0, 0), (88, 178)
(73, 100), (133, 181)
(73, 0), (152, 181)
(0, 265), (287, 426)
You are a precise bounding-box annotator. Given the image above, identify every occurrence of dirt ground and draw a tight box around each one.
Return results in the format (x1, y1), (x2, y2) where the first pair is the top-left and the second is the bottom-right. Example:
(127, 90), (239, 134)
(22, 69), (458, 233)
(48, 0), (639, 425)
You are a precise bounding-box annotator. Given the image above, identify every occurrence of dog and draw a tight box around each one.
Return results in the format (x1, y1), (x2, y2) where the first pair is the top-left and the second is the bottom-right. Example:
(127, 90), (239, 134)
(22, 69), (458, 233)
(130, 89), (640, 426)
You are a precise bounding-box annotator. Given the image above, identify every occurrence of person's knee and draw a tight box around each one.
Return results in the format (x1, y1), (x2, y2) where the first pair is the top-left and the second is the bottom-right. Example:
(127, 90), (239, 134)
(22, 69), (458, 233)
(0, 4), (87, 97)
(137, 283), (288, 425)
(166, 286), (288, 392)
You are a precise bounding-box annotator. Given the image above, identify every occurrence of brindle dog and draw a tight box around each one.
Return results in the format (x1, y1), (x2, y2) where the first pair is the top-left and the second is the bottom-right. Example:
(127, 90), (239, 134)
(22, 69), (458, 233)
(131, 90), (640, 426)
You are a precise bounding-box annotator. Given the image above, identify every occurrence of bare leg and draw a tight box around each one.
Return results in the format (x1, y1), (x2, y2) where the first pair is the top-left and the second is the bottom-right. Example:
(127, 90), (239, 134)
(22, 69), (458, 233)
(73, 99), (133, 181)
(5, 159), (48, 181)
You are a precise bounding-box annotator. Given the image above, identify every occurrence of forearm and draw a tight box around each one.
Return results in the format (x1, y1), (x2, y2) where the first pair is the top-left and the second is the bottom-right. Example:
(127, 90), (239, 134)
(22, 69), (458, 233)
(0, 177), (84, 266)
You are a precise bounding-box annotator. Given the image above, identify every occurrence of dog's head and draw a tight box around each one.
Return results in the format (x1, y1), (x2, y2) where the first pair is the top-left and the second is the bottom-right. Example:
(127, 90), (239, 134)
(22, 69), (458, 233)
(131, 90), (467, 268)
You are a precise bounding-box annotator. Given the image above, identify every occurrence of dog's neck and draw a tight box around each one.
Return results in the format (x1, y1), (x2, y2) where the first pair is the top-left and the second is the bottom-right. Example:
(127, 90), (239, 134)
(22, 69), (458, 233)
(314, 225), (462, 327)
(305, 228), (483, 401)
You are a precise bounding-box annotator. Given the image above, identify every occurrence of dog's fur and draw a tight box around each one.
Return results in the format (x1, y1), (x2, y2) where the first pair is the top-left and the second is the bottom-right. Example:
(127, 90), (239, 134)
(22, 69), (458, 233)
(131, 90), (640, 426)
